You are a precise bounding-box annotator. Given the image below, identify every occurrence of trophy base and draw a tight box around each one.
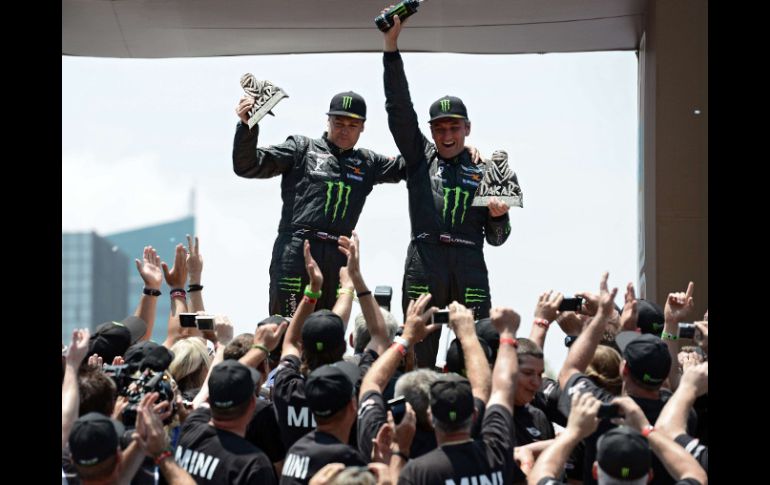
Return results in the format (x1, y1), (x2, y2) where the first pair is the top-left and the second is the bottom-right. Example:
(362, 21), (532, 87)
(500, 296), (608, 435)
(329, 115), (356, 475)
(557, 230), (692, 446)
(472, 195), (523, 208)
(247, 89), (289, 129)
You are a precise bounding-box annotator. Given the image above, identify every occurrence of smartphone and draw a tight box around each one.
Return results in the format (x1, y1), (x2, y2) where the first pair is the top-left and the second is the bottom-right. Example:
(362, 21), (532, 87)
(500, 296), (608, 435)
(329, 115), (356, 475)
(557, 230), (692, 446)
(387, 396), (407, 425)
(179, 313), (197, 328)
(196, 315), (215, 331)
(432, 309), (450, 324)
(678, 323), (696, 339)
(597, 403), (621, 419)
(559, 297), (583, 313)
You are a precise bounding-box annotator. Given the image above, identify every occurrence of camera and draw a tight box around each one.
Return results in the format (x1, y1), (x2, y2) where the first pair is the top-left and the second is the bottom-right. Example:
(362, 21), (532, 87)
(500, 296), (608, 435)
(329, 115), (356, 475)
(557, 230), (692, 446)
(559, 297), (583, 313)
(678, 323), (696, 340)
(122, 369), (176, 427)
(374, 286), (393, 311)
(597, 402), (622, 419)
(387, 396), (407, 425)
(179, 313), (197, 328)
(103, 364), (133, 392)
(432, 309), (450, 324)
(196, 315), (215, 331)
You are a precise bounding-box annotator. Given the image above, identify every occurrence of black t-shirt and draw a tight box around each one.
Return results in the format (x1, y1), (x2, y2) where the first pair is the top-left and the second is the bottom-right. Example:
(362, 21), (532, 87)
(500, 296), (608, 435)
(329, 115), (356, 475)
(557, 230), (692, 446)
(279, 430), (367, 485)
(174, 408), (277, 484)
(675, 434), (708, 473)
(273, 351), (378, 450)
(357, 390), (487, 461)
(512, 404), (555, 483)
(398, 404), (514, 485)
(532, 377), (566, 427)
(535, 477), (703, 485)
(559, 373), (699, 485)
(245, 399), (286, 463)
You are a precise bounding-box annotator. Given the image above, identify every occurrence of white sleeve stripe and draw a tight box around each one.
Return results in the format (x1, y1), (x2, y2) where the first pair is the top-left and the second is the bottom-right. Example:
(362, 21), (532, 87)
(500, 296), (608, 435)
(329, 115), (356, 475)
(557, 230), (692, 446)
(684, 438), (700, 453)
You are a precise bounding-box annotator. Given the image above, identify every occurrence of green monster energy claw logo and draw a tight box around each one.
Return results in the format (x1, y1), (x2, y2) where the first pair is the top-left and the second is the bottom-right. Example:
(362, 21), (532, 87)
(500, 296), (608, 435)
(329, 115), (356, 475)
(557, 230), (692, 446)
(407, 284), (430, 298)
(643, 373), (653, 383)
(279, 276), (302, 293)
(342, 96), (353, 110)
(442, 187), (470, 226)
(449, 411), (457, 422)
(325, 181), (352, 222)
(621, 467), (630, 479)
(465, 287), (487, 303)
(440, 99), (451, 112)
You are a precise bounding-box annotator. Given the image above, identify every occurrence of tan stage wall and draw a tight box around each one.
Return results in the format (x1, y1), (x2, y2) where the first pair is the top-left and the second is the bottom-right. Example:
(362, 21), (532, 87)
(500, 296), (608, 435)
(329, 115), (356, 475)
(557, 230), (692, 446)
(639, 0), (708, 315)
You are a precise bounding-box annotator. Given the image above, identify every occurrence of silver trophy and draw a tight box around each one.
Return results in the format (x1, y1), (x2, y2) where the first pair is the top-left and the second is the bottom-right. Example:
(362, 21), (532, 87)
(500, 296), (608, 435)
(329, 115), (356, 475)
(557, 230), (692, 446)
(240, 74), (289, 129)
(472, 150), (524, 208)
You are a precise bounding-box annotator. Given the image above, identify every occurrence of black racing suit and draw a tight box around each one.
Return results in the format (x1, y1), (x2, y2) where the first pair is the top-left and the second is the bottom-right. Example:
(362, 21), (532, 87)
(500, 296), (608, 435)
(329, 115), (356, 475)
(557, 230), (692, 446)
(233, 122), (405, 317)
(383, 51), (511, 368)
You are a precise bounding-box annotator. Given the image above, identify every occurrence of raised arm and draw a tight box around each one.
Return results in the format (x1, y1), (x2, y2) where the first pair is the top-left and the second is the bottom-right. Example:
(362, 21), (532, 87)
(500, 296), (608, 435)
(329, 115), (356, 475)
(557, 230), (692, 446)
(559, 272), (618, 389)
(488, 307), (521, 412)
(614, 396), (708, 484)
(133, 246), (163, 340)
(232, 95), (297, 178)
(528, 290), (564, 350)
(281, 240), (323, 358)
(655, 362), (708, 441)
(162, 244), (196, 348)
(381, 13), (430, 165)
(339, 232), (392, 355)
(332, 266), (355, 326)
(662, 282), (695, 391)
(450, 301), (492, 403)
(62, 328), (90, 449)
(359, 293), (436, 398)
(528, 391), (601, 484)
(185, 234), (205, 313)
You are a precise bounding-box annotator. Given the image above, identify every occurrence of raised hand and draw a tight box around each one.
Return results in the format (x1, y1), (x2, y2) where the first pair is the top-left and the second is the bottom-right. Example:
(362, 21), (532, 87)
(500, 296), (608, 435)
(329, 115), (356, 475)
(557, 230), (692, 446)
(185, 234), (203, 285)
(619, 282), (638, 331)
(534, 290), (564, 322)
(664, 281), (695, 324)
(135, 246), (163, 290)
(596, 272), (618, 316)
(402, 293), (438, 344)
(490, 307), (521, 335)
(162, 243), (188, 289)
(487, 197), (510, 218)
(254, 321), (289, 351)
(236, 95), (256, 124)
(304, 240), (323, 291)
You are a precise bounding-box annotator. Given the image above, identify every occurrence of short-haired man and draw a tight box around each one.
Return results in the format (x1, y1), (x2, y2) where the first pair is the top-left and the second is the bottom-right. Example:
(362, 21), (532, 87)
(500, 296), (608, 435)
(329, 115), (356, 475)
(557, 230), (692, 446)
(233, 90), (406, 317)
(175, 360), (277, 484)
(380, 14), (512, 368)
(280, 362), (367, 484)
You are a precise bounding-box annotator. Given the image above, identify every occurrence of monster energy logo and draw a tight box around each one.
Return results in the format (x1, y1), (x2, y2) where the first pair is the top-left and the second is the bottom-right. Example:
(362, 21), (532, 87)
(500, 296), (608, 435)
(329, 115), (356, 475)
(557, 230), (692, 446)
(324, 181), (352, 222)
(449, 411), (457, 422)
(621, 468), (630, 479)
(279, 276), (302, 293)
(442, 187), (470, 226)
(465, 287), (487, 303)
(440, 99), (451, 112)
(342, 96), (353, 110)
(407, 284), (429, 298)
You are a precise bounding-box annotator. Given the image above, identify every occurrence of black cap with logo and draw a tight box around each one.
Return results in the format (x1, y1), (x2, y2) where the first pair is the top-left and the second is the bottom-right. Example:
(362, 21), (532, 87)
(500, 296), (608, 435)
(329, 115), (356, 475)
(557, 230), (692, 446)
(615, 331), (671, 386)
(301, 310), (346, 354)
(69, 412), (125, 467)
(430, 373), (475, 424)
(597, 426), (651, 480)
(429, 95), (469, 123)
(209, 360), (259, 409)
(305, 360), (360, 417)
(327, 91), (367, 120)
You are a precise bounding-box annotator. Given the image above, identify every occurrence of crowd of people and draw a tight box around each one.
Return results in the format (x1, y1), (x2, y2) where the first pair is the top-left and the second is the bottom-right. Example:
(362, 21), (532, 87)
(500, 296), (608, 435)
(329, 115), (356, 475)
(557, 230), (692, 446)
(62, 8), (707, 485)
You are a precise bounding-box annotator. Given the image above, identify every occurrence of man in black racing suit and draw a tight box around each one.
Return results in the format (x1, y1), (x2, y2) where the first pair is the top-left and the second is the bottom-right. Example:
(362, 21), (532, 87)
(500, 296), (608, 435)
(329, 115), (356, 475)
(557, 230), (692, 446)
(381, 15), (512, 368)
(233, 91), (406, 317)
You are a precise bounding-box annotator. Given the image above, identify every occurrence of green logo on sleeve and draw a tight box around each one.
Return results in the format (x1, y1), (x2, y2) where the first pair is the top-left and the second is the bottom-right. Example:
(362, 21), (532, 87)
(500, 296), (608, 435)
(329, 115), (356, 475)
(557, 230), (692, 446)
(324, 181), (352, 221)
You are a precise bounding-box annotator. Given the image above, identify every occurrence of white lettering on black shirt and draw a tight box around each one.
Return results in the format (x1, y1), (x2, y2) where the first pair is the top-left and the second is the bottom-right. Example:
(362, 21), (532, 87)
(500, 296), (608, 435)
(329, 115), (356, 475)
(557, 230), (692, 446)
(175, 446), (220, 480)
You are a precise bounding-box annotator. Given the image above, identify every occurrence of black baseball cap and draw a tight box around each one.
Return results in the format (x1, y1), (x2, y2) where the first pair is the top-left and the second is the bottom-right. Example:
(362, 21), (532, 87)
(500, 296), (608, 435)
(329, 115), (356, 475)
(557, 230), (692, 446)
(445, 338), (494, 375)
(430, 373), (474, 424)
(615, 331), (671, 386)
(305, 360), (359, 417)
(88, 316), (147, 363)
(301, 310), (345, 354)
(123, 341), (175, 372)
(326, 91), (366, 120)
(597, 426), (651, 480)
(69, 412), (125, 467)
(475, 317), (500, 361)
(429, 95), (469, 123)
(636, 299), (665, 335)
(208, 360), (259, 409)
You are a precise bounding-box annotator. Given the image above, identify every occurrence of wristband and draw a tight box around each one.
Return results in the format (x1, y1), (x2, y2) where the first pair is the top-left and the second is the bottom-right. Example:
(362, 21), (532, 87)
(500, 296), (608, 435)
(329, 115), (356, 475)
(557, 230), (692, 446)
(188, 284), (204, 292)
(533, 318), (550, 329)
(304, 285), (322, 299)
(393, 451), (409, 461)
(303, 296), (318, 305)
(337, 288), (355, 297)
(661, 330), (676, 340)
(390, 342), (407, 357)
(642, 425), (655, 438)
(170, 289), (186, 300)
(356, 290), (372, 298)
(143, 287), (161, 297)
(154, 450), (173, 465)
(393, 335), (410, 350)
(252, 343), (270, 354)
(500, 337), (518, 348)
